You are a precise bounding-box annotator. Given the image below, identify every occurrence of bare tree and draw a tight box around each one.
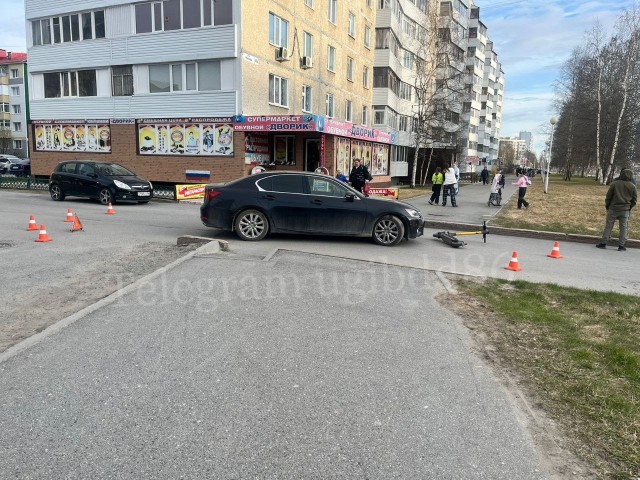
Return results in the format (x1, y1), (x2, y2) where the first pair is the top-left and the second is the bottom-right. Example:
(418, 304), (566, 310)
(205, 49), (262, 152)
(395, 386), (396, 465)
(409, 0), (465, 187)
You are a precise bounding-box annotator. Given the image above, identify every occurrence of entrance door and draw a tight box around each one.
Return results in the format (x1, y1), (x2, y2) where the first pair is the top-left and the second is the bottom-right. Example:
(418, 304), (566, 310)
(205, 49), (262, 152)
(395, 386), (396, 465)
(305, 139), (321, 172)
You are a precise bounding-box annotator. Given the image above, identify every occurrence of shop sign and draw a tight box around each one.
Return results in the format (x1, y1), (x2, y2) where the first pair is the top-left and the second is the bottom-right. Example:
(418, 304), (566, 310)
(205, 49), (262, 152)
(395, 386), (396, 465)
(175, 183), (207, 200)
(324, 119), (393, 144)
(368, 187), (398, 199)
(233, 115), (322, 132)
(34, 122), (111, 152)
(138, 122), (233, 156)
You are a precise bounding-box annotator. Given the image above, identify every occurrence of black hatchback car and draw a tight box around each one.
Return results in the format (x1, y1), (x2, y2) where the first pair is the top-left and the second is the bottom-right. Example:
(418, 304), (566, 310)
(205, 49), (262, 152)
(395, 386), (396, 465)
(49, 161), (153, 205)
(200, 171), (424, 246)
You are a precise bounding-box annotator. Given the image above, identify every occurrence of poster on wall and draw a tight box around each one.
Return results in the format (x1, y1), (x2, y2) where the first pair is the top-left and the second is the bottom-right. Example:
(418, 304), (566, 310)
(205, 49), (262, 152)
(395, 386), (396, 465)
(34, 121), (111, 152)
(361, 143), (372, 171)
(373, 144), (389, 175)
(274, 136), (288, 164)
(335, 137), (350, 175)
(137, 119), (234, 156)
(244, 132), (270, 165)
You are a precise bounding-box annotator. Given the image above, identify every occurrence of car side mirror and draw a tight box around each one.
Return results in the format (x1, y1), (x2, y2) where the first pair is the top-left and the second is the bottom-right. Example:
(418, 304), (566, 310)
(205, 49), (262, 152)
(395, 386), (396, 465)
(345, 193), (355, 202)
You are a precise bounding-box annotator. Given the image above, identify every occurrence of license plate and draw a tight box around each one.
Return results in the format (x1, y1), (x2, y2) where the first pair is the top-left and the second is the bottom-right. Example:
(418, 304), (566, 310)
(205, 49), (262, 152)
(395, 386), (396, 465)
(138, 191), (150, 197)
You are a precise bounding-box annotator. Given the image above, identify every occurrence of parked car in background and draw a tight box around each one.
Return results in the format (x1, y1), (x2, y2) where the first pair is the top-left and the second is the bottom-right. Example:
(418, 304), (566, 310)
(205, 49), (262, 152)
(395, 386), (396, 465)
(200, 171), (424, 246)
(0, 155), (23, 174)
(49, 161), (153, 205)
(8, 158), (31, 177)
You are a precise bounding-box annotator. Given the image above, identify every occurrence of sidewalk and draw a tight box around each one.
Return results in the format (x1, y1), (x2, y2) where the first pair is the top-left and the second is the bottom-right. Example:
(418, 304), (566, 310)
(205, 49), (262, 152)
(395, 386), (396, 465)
(409, 179), (640, 249)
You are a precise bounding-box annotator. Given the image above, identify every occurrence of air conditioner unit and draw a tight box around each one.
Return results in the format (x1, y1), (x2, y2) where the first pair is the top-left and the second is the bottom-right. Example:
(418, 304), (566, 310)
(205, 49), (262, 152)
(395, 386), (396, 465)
(301, 56), (313, 69)
(275, 47), (289, 61)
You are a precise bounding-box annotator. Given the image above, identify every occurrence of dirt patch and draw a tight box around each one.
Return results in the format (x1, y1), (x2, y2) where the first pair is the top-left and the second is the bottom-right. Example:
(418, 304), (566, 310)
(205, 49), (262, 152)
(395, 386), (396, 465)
(0, 242), (198, 353)
(438, 283), (600, 480)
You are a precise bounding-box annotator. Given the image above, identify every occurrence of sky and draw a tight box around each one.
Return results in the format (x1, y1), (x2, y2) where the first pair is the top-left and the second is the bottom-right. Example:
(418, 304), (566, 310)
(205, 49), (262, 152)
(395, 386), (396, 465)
(0, 0), (636, 155)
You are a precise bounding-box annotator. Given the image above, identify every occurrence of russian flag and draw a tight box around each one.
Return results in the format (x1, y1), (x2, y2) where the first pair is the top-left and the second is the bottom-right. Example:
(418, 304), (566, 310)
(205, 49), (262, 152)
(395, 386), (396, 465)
(185, 170), (211, 182)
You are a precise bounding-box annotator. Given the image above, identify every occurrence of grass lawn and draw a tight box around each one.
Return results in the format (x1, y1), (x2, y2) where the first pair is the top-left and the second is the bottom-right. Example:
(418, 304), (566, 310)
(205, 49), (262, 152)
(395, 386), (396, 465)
(396, 185), (432, 201)
(452, 279), (640, 479)
(492, 175), (640, 240)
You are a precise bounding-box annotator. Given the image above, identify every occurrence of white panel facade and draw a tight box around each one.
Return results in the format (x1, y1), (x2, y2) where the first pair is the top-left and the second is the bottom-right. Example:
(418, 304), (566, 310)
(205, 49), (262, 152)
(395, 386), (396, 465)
(28, 26), (237, 73)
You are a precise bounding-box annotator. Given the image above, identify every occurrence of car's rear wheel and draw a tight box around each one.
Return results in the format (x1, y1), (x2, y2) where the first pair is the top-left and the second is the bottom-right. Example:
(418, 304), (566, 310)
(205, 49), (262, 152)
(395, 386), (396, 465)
(373, 215), (405, 246)
(99, 188), (114, 205)
(49, 184), (65, 201)
(234, 209), (269, 241)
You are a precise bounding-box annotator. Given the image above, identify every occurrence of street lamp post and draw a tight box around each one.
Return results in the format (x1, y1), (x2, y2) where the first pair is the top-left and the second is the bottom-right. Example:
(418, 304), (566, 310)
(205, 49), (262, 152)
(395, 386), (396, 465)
(544, 117), (557, 194)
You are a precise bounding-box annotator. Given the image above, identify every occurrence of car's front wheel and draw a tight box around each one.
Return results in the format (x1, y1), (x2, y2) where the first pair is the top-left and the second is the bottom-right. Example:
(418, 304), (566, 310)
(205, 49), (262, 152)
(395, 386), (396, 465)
(99, 188), (114, 205)
(49, 184), (65, 201)
(373, 215), (405, 246)
(234, 209), (269, 241)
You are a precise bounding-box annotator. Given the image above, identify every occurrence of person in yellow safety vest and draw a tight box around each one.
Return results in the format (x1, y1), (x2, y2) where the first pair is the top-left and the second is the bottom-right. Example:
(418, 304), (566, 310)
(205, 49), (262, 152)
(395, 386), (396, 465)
(429, 167), (444, 205)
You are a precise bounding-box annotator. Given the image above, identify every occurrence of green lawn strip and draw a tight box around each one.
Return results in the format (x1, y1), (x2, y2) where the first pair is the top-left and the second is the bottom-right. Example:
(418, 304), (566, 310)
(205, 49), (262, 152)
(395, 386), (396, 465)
(455, 279), (640, 478)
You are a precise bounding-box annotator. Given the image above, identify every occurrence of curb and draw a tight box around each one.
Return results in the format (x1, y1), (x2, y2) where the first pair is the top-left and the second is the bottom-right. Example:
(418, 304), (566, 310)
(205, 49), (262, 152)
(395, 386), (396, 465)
(423, 220), (640, 249)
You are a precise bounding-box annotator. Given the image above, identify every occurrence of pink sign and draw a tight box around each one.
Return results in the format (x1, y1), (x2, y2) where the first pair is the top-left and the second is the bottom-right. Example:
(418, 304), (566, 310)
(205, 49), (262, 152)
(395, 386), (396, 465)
(324, 119), (393, 144)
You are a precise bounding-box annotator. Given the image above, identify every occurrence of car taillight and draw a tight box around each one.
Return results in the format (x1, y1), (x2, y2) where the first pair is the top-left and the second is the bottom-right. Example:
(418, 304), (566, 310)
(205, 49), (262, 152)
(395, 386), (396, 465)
(206, 190), (221, 200)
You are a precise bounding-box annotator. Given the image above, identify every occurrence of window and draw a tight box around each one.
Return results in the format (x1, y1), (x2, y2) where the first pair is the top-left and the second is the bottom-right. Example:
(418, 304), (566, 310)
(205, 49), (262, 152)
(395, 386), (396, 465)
(10, 87), (19, 96)
(269, 12), (289, 47)
(303, 31), (313, 58)
(363, 66), (369, 88)
(270, 175), (305, 194)
(403, 51), (413, 70)
(361, 106), (368, 125)
(345, 100), (353, 122)
(269, 74), (288, 107)
(399, 115), (409, 131)
(149, 61), (221, 93)
(348, 12), (355, 37)
(364, 25), (371, 48)
(306, 177), (349, 197)
(33, 10), (105, 45)
(12, 105), (21, 114)
(373, 106), (385, 125)
(13, 122), (22, 132)
(13, 140), (22, 150)
(43, 70), (97, 97)
(326, 93), (335, 117)
(112, 65), (134, 96)
(10, 69), (19, 78)
(346, 57), (354, 82)
(327, 45), (336, 72)
(328, 0), (337, 23)
(302, 85), (312, 112)
(0, 103), (8, 113)
(304, 0), (313, 7)
(135, 0), (232, 33)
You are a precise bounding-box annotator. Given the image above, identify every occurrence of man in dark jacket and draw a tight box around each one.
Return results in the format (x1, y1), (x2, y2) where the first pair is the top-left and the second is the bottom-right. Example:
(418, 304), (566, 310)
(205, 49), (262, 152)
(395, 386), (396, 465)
(349, 159), (372, 193)
(596, 168), (637, 251)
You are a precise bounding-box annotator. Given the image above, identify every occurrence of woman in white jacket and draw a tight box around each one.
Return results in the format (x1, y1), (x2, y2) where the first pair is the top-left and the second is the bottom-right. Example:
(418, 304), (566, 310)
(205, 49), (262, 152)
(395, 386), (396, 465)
(441, 163), (458, 207)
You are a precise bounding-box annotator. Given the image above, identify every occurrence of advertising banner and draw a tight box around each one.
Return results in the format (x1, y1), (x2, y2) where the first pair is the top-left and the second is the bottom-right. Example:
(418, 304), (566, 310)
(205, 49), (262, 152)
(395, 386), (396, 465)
(34, 122), (111, 152)
(138, 121), (234, 156)
(368, 187), (398, 199)
(175, 183), (207, 201)
(324, 119), (393, 144)
(244, 132), (270, 165)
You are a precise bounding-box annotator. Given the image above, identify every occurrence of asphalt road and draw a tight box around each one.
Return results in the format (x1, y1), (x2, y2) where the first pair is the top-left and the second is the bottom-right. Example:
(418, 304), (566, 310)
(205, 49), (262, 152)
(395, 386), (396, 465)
(0, 187), (637, 478)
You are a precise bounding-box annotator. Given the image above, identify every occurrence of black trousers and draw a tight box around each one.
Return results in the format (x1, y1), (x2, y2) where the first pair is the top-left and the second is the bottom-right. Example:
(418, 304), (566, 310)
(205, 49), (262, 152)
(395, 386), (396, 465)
(430, 184), (442, 203)
(517, 187), (529, 208)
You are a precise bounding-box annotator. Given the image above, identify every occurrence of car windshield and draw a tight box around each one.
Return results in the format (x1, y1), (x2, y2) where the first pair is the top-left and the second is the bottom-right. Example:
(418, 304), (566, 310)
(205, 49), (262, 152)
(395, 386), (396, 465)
(95, 163), (135, 176)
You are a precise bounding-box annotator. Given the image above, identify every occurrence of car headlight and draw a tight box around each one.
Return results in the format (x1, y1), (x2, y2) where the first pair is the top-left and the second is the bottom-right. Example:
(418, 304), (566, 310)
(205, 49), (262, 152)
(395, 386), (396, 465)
(404, 208), (422, 219)
(114, 180), (132, 190)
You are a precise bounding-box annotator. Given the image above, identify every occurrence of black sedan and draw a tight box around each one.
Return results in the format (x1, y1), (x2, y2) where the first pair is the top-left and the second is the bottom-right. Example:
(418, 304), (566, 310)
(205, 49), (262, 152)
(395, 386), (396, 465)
(200, 171), (423, 246)
(49, 161), (153, 204)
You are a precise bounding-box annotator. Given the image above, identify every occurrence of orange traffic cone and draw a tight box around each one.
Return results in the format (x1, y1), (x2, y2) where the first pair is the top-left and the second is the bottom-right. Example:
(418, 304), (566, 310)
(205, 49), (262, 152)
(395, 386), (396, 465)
(504, 251), (522, 271)
(35, 224), (53, 243)
(547, 241), (563, 259)
(105, 203), (115, 215)
(27, 215), (39, 231)
(71, 214), (83, 232)
(64, 208), (74, 222)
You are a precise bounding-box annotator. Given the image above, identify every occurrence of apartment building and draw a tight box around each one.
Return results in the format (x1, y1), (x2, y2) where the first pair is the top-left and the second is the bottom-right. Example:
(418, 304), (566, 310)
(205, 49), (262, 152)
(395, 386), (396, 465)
(27, 0), (394, 184)
(0, 51), (29, 159)
(498, 136), (526, 164)
(459, 0), (503, 169)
